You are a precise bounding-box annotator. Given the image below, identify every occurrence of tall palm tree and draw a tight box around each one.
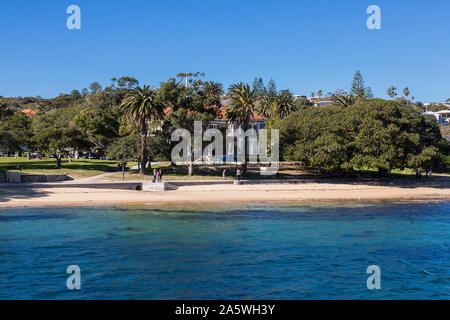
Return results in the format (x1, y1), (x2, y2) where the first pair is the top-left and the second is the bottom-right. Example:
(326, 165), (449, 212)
(256, 93), (276, 118)
(403, 87), (410, 104)
(203, 81), (223, 98)
(275, 90), (296, 118)
(226, 83), (258, 176)
(121, 85), (164, 176)
(202, 81), (224, 111)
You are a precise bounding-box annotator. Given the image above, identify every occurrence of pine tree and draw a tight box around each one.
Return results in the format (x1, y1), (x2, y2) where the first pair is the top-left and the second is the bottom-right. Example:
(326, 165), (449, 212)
(252, 77), (266, 95)
(267, 78), (277, 96)
(366, 87), (374, 99)
(350, 71), (366, 99)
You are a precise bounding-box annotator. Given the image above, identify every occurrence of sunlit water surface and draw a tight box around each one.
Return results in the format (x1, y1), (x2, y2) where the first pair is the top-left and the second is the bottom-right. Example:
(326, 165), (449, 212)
(0, 201), (448, 299)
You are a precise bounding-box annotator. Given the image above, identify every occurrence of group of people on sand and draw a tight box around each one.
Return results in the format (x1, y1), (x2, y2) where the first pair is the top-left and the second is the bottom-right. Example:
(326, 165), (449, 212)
(152, 169), (163, 183)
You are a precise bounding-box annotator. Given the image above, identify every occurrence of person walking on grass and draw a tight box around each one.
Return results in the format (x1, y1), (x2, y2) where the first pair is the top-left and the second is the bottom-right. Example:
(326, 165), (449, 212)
(156, 170), (160, 183)
(236, 168), (241, 182)
(159, 169), (163, 182)
(153, 169), (157, 183)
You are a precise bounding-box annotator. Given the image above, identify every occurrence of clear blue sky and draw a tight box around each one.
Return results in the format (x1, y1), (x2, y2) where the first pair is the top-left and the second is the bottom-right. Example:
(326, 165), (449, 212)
(0, 0), (449, 102)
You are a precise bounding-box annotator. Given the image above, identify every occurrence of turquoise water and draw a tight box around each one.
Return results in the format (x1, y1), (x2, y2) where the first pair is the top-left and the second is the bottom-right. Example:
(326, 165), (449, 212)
(0, 201), (449, 299)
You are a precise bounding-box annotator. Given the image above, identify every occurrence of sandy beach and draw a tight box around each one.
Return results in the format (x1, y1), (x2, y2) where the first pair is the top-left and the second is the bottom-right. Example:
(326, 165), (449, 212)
(1, 179), (450, 207)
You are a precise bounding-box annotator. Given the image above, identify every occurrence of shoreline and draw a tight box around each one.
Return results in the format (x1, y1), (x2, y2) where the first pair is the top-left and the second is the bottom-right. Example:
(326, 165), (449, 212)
(1, 180), (450, 208)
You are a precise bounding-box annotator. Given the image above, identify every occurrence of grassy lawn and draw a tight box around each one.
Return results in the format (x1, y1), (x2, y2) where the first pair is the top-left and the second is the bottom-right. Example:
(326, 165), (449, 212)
(1, 157), (448, 181)
(105, 164), (305, 181)
(105, 163), (233, 181)
(356, 166), (450, 176)
(0, 157), (135, 180)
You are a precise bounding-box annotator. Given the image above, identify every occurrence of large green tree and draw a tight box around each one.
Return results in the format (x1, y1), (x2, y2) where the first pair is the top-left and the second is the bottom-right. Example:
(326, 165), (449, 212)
(160, 76), (223, 175)
(121, 85), (165, 175)
(0, 130), (20, 154)
(226, 83), (259, 176)
(274, 99), (443, 175)
(72, 108), (119, 157)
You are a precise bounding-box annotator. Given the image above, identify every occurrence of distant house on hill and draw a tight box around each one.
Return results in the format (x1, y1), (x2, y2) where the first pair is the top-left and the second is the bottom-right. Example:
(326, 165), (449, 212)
(308, 97), (333, 107)
(21, 109), (37, 117)
(207, 99), (266, 160)
(435, 110), (450, 123)
(422, 110), (450, 125)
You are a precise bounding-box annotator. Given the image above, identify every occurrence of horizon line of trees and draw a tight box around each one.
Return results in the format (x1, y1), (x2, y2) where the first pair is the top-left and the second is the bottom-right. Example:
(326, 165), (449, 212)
(1, 72), (449, 176)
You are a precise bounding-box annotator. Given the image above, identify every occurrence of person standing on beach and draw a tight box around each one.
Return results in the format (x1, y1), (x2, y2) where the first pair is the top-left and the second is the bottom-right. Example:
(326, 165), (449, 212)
(236, 168), (241, 182)
(153, 169), (157, 183)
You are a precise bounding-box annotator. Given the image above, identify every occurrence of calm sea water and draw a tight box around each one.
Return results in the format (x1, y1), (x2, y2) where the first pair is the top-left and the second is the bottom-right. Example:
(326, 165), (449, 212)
(0, 201), (448, 300)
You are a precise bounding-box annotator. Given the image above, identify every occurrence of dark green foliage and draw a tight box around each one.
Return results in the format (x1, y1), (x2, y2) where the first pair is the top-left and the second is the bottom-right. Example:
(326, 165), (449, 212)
(106, 133), (140, 162)
(72, 109), (119, 155)
(275, 99), (443, 174)
(0, 130), (20, 153)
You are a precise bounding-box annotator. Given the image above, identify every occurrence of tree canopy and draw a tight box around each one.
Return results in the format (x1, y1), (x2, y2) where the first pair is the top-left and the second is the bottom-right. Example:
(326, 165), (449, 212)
(274, 99), (444, 174)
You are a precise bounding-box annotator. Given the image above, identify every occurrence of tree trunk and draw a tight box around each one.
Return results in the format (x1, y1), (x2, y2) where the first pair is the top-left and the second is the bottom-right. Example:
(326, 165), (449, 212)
(188, 146), (194, 176)
(139, 121), (147, 176)
(242, 121), (249, 176)
(56, 155), (62, 169)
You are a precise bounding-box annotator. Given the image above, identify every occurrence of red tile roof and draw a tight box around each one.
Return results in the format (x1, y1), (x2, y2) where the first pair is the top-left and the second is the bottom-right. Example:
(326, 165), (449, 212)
(21, 109), (37, 116)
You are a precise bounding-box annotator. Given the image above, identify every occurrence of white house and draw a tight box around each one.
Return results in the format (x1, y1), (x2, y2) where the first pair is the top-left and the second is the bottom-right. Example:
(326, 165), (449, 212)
(308, 97), (333, 107)
(422, 110), (450, 125)
(205, 99), (266, 161)
(435, 110), (450, 123)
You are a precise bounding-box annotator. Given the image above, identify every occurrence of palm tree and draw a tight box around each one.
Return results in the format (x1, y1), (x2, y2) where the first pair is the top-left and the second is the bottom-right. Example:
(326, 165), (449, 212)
(121, 85), (164, 176)
(317, 90), (323, 99)
(403, 87), (410, 104)
(256, 93), (276, 118)
(202, 81), (224, 104)
(226, 83), (258, 176)
(334, 95), (357, 108)
(387, 86), (397, 99)
(275, 90), (297, 118)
